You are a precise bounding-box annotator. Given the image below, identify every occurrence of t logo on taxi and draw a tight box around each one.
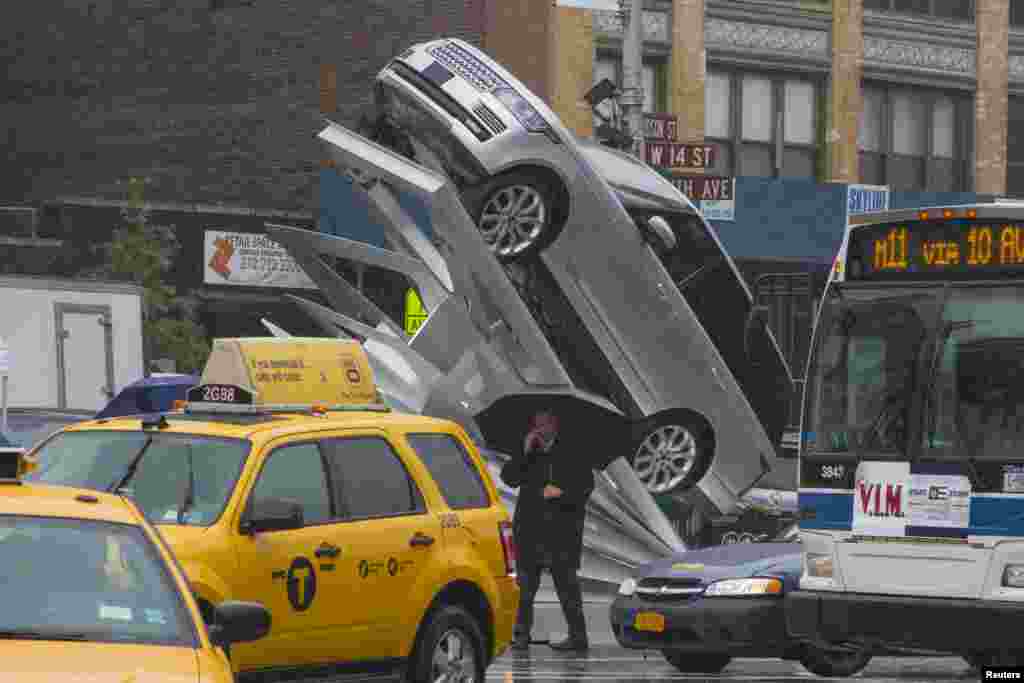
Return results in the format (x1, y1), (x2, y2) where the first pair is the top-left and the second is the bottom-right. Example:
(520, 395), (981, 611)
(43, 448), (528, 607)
(857, 481), (904, 517)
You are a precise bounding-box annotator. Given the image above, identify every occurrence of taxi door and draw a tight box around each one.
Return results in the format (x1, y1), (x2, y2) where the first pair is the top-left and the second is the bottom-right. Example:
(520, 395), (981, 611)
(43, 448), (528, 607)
(229, 438), (348, 671)
(320, 433), (446, 659)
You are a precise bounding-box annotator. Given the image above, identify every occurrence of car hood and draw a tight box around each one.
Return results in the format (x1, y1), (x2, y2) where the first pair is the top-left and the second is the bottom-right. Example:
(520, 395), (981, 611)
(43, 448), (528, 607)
(0, 641), (199, 681)
(575, 137), (695, 213)
(637, 543), (802, 583)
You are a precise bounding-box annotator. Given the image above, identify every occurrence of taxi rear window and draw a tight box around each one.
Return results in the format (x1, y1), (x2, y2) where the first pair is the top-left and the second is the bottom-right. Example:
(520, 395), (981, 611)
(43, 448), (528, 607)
(26, 431), (251, 527)
(405, 433), (491, 510)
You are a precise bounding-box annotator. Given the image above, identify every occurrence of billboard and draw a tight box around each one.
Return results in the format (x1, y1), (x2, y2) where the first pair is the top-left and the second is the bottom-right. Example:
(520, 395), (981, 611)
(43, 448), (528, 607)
(203, 230), (317, 289)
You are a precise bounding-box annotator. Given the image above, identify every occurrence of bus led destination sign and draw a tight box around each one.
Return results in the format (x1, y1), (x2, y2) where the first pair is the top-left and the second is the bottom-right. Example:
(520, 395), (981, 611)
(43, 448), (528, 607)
(848, 220), (1024, 279)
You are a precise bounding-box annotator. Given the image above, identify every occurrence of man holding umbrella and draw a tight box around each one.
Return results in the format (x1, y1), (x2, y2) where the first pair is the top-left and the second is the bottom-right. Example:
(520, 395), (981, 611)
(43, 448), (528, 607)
(501, 409), (594, 652)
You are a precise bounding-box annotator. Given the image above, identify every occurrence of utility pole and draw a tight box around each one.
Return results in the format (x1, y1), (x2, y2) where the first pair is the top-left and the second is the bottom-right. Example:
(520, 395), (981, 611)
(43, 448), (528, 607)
(619, 0), (645, 158)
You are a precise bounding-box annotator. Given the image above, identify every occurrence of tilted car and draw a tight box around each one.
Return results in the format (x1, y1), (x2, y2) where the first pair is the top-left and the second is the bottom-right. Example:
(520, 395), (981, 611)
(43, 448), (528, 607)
(609, 523), (872, 677)
(0, 472), (269, 682)
(365, 38), (793, 513)
(23, 337), (519, 683)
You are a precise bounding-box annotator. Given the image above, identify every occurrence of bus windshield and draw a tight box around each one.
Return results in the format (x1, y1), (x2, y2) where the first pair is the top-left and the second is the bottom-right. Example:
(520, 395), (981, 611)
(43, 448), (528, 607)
(802, 286), (941, 457)
(924, 286), (1024, 460)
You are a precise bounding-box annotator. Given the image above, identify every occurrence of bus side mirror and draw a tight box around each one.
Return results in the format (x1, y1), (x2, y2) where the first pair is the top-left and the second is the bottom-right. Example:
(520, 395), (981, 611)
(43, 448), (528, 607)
(744, 304), (770, 362)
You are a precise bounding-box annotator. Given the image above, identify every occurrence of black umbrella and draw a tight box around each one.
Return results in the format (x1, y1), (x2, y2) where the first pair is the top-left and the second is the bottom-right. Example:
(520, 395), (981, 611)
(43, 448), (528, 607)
(473, 393), (633, 470)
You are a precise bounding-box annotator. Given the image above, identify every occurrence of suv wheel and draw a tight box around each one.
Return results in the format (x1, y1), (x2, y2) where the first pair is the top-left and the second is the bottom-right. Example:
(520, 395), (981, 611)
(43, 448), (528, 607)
(629, 415), (711, 495)
(662, 650), (731, 673)
(409, 605), (486, 683)
(798, 644), (872, 677)
(467, 171), (562, 262)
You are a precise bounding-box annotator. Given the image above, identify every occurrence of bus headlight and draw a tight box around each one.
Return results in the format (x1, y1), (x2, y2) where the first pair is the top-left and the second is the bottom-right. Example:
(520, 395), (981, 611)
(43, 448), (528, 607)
(704, 577), (782, 597)
(806, 553), (833, 578)
(618, 578), (637, 596)
(1003, 564), (1024, 587)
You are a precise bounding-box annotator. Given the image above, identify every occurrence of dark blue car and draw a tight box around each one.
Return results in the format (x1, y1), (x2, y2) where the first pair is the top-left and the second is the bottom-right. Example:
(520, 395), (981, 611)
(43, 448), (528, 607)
(609, 525), (871, 677)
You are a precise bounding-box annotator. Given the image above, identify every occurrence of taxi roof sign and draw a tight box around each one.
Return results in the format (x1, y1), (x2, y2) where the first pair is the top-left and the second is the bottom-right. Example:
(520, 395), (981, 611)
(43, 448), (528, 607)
(187, 337), (389, 414)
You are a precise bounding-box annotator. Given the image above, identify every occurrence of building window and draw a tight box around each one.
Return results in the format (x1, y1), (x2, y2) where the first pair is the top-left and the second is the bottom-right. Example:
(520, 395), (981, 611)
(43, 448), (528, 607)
(865, 0), (974, 21)
(858, 83), (971, 192)
(706, 69), (818, 179)
(1013, 2), (1024, 26)
(1006, 98), (1024, 197)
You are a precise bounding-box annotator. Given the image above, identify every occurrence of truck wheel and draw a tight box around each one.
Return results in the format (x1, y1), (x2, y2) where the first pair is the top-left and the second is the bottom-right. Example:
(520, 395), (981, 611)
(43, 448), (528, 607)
(408, 605), (487, 683)
(798, 644), (871, 677)
(662, 651), (731, 673)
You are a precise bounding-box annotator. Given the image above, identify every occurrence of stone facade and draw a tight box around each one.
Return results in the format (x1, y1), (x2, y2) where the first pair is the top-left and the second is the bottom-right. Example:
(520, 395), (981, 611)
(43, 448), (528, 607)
(831, 0), (864, 185)
(975, 0), (1010, 195)
(671, 0), (706, 143)
(549, 6), (595, 140)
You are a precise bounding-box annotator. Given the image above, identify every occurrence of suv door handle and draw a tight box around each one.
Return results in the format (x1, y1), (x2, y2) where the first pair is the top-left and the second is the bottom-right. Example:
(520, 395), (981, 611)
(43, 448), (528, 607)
(314, 542), (341, 559)
(410, 532), (435, 548)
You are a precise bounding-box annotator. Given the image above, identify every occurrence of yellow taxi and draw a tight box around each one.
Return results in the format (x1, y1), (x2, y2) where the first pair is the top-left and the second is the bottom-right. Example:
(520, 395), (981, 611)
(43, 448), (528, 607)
(0, 469), (270, 682)
(24, 337), (518, 682)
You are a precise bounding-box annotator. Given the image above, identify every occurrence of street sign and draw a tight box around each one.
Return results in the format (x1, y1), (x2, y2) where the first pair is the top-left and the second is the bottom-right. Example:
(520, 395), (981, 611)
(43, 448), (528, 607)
(404, 289), (428, 335)
(644, 142), (715, 170)
(666, 175), (733, 201)
(644, 114), (678, 142)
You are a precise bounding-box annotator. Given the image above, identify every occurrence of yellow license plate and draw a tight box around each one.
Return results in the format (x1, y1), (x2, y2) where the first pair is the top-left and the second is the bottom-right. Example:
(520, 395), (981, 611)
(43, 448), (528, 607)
(633, 611), (665, 633)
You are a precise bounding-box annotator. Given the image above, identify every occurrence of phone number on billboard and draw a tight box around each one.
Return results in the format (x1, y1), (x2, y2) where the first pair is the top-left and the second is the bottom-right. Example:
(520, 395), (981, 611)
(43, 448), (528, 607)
(239, 257), (304, 272)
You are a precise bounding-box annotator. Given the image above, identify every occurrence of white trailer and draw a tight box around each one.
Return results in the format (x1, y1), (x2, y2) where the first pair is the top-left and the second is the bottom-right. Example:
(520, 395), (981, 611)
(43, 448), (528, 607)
(0, 276), (144, 413)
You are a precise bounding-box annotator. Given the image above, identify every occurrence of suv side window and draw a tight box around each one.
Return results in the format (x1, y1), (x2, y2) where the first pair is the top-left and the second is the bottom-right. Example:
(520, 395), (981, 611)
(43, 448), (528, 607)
(251, 443), (332, 525)
(405, 433), (490, 510)
(323, 437), (424, 520)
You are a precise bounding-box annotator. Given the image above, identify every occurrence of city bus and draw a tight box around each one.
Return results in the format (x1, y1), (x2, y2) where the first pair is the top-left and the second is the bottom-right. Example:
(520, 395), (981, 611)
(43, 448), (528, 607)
(786, 203), (1024, 670)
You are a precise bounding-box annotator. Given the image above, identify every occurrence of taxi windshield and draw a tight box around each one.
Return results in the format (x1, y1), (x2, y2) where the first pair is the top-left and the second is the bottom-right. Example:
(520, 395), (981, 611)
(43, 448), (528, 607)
(0, 516), (195, 647)
(26, 431), (250, 527)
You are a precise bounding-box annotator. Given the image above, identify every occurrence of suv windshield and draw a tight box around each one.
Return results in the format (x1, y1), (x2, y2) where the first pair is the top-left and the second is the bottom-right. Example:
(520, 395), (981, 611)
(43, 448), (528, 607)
(26, 431), (250, 527)
(802, 286), (942, 457)
(0, 516), (194, 647)
(924, 286), (1024, 461)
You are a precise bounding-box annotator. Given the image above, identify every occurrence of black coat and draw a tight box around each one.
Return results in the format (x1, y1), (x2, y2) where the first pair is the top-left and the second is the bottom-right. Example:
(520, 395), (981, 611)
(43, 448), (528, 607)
(499, 438), (595, 570)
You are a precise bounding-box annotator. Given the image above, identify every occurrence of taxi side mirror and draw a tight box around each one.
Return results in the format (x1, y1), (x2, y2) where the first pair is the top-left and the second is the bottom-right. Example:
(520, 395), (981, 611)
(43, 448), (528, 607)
(210, 601), (271, 646)
(242, 498), (304, 535)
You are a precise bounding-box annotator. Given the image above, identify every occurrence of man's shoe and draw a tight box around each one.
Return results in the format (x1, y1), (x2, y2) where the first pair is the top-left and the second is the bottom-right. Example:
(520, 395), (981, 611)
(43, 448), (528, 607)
(549, 636), (589, 652)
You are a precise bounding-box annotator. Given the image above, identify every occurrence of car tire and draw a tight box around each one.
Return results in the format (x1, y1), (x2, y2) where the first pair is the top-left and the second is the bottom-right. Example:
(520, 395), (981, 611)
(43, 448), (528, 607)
(662, 651), (731, 674)
(465, 171), (564, 262)
(408, 605), (487, 683)
(798, 644), (872, 678)
(628, 414), (712, 496)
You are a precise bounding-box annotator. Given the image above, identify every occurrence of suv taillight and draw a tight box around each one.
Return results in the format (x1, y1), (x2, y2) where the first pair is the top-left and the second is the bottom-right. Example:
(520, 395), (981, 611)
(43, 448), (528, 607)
(499, 521), (516, 575)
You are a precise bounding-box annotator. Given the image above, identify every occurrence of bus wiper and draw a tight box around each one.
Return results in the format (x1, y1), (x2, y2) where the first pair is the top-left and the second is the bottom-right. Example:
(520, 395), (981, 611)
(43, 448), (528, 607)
(921, 321), (975, 449)
(108, 438), (154, 493)
(177, 443), (196, 524)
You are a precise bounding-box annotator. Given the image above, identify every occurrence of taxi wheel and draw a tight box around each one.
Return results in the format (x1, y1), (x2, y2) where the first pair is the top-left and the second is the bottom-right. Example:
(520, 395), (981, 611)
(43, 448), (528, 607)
(798, 645), (871, 677)
(408, 605), (486, 683)
(662, 651), (731, 674)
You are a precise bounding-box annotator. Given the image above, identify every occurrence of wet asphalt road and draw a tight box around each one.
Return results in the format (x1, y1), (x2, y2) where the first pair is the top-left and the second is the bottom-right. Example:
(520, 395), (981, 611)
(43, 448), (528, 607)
(495, 602), (982, 682)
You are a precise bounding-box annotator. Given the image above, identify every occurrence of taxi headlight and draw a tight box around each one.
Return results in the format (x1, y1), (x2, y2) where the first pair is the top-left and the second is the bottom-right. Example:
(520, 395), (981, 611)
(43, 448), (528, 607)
(1004, 564), (1024, 587)
(618, 577), (637, 596)
(806, 552), (834, 578)
(703, 577), (782, 597)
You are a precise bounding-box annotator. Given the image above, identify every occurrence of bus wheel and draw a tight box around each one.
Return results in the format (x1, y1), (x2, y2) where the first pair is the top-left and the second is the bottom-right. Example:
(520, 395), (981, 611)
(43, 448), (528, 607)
(629, 415), (711, 495)
(662, 651), (731, 674)
(466, 170), (565, 262)
(798, 644), (871, 678)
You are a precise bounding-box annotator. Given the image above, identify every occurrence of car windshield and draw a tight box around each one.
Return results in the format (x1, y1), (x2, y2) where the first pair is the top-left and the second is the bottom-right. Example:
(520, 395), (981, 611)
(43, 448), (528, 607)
(0, 516), (195, 646)
(802, 286), (942, 457)
(923, 286), (1024, 461)
(26, 431), (250, 527)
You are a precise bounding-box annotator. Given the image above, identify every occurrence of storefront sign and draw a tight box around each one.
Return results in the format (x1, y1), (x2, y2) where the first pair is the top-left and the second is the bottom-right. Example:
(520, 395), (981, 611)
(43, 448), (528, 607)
(404, 289), (428, 335)
(644, 142), (715, 170)
(203, 230), (317, 289)
(644, 114), (678, 142)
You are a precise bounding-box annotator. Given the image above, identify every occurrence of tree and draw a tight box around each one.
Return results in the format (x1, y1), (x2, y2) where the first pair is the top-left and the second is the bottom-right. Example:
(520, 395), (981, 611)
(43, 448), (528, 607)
(105, 178), (210, 373)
